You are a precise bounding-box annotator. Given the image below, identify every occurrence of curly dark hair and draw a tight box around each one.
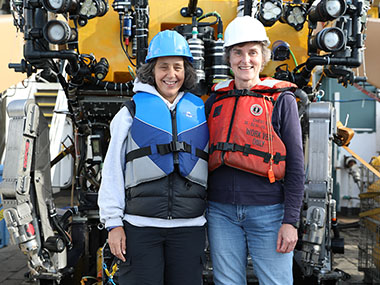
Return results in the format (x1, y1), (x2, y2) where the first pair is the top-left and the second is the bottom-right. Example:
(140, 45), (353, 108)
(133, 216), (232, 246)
(136, 58), (197, 92)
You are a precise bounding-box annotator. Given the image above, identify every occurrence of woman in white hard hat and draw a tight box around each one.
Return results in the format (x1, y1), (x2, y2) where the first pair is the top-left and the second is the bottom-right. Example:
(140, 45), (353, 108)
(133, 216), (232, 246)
(98, 30), (209, 285)
(205, 16), (304, 285)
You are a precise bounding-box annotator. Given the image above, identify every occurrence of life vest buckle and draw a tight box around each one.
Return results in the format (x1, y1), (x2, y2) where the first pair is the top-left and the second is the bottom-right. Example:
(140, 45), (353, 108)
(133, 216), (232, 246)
(157, 141), (190, 155)
(170, 141), (187, 152)
(263, 153), (272, 163)
(242, 144), (251, 156)
(216, 142), (236, 152)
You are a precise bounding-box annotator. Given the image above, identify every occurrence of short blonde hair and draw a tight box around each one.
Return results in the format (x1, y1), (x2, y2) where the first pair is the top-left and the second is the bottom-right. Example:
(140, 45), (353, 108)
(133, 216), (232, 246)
(224, 41), (271, 72)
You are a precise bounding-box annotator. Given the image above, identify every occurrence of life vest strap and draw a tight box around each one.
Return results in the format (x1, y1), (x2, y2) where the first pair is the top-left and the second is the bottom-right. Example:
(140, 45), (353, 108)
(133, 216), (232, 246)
(214, 90), (275, 104)
(157, 141), (209, 161)
(126, 146), (152, 162)
(214, 86), (294, 105)
(209, 142), (285, 164)
(157, 141), (191, 154)
(126, 141), (209, 162)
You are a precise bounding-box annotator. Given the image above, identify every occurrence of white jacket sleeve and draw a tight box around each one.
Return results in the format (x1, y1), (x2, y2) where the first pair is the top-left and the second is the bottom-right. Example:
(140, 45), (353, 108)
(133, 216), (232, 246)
(98, 107), (133, 229)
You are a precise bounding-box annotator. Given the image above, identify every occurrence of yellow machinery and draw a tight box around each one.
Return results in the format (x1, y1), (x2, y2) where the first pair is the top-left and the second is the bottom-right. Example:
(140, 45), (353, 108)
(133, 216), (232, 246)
(76, 1), (309, 83)
(0, 15), (25, 93)
(0, 0), (376, 284)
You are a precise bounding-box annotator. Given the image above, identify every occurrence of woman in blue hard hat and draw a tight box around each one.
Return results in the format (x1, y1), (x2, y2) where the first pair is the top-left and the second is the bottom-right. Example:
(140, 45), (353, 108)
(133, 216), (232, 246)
(205, 16), (304, 285)
(98, 30), (209, 285)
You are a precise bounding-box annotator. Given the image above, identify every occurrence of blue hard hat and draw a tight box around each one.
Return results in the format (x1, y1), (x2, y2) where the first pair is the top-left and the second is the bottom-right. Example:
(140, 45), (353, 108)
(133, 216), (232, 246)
(145, 30), (193, 63)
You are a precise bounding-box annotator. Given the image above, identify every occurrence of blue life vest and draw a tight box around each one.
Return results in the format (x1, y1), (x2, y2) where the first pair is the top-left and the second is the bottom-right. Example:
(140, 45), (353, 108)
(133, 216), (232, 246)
(124, 92), (209, 188)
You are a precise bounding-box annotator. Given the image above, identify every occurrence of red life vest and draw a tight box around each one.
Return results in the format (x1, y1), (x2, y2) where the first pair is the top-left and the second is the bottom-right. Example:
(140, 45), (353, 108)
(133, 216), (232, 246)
(208, 77), (297, 183)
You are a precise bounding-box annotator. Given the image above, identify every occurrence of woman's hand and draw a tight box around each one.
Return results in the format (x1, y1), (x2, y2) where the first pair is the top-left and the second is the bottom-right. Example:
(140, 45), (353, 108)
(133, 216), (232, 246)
(108, 226), (126, 262)
(276, 224), (298, 253)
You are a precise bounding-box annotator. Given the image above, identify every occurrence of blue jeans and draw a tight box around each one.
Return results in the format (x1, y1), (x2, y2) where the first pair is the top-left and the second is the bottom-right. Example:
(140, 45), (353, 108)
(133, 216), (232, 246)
(206, 201), (293, 285)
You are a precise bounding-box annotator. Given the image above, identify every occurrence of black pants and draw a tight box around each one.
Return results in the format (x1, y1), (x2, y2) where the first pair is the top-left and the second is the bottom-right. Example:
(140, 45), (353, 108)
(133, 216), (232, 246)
(118, 221), (206, 285)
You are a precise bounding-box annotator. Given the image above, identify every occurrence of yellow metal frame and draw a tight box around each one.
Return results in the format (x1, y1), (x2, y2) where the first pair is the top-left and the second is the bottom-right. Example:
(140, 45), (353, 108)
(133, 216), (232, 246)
(76, 0), (309, 84)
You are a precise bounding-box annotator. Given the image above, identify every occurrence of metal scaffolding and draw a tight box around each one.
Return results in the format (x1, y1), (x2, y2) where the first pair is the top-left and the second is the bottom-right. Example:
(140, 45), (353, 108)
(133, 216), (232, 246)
(358, 162), (380, 283)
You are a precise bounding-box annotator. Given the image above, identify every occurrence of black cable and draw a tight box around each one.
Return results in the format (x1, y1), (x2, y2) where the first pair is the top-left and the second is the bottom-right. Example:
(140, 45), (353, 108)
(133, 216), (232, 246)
(59, 207), (78, 231)
(50, 211), (72, 248)
(89, 76), (134, 93)
(197, 13), (220, 25)
(72, 16), (81, 55)
(77, 133), (88, 205)
(34, 40), (60, 73)
(197, 13), (224, 40)
(119, 18), (136, 67)
(198, 20), (218, 26)
(292, 62), (306, 73)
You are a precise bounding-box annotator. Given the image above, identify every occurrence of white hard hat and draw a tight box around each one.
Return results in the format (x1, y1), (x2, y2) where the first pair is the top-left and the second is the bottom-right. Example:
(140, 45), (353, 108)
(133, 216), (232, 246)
(224, 16), (270, 48)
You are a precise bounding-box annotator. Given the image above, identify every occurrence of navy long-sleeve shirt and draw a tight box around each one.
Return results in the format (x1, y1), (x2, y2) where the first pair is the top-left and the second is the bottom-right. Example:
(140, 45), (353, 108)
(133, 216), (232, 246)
(205, 90), (305, 224)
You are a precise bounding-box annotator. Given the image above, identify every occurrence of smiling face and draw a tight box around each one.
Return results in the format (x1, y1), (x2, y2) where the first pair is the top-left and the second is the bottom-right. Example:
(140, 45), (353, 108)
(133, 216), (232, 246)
(154, 56), (185, 103)
(229, 42), (264, 90)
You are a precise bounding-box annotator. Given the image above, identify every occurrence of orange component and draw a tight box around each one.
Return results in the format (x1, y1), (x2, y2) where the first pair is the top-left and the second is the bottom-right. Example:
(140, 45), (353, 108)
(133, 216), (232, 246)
(268, 167), (275, 183)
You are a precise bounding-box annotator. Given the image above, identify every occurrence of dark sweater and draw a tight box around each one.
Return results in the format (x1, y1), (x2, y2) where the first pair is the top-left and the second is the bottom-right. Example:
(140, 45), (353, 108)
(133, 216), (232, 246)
(205, 90), (305, 224)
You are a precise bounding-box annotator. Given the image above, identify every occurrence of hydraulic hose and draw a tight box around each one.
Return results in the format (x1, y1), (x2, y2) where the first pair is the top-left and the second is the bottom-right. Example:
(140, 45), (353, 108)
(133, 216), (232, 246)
(24, 40), (79, 74)
(294, 50), (362, 88)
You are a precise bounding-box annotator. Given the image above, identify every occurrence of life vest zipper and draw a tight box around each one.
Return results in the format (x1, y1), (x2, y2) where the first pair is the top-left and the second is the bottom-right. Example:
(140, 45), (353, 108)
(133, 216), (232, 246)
(168, 173), (173, 219)
(168, 108), (178, 219)
(171, 108), (179, 168)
